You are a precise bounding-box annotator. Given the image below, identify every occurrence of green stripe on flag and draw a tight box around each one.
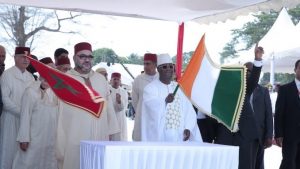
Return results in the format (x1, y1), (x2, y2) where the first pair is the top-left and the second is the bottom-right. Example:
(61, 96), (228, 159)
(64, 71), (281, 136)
(211, 67), (245, 130)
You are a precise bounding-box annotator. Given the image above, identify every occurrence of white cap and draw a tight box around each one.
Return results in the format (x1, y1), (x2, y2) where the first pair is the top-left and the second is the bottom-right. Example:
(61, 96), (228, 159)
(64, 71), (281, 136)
(157, 53), (172, 66)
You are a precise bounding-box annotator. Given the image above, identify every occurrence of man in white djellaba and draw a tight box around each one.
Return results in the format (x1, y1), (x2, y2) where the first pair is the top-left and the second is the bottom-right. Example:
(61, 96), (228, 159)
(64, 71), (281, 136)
(56, 42), (119, 169)
(110, 72), (128, 141)
(13, 57), (58, 169)
(0, 47), (35, 169)
(141, 54), (202, 142)
(132, 53), (158, 141)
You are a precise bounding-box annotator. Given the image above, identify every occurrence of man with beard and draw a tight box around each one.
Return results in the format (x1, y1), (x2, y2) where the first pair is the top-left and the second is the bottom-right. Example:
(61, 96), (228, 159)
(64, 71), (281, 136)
(56, 42), (119, 169)
(141, 54), (202, 142)
(0, 47), (35, 169)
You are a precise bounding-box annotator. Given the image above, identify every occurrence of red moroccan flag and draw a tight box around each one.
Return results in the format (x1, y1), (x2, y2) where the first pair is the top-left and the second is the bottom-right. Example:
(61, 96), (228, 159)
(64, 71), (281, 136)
(27, 56), (105, 118)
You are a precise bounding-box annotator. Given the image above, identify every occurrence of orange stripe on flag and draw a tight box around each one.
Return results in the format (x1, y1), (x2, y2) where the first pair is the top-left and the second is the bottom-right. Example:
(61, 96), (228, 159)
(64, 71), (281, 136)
(178, 34), (206, 98)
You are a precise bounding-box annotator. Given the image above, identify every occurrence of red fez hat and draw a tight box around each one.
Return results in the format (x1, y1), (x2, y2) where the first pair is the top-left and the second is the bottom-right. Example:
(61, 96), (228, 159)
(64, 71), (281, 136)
(144, 53), (157, 62)
(56, 57), (70, 66)
(39, 57), (54, 65)
(74, 42), (92, 54)
(15, 47), (30, 55)
(111, 72), (121, 79)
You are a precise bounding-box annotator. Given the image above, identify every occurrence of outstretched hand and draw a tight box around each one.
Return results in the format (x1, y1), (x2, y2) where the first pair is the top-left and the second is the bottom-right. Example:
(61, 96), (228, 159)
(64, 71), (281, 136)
(254, 43), (264, 61)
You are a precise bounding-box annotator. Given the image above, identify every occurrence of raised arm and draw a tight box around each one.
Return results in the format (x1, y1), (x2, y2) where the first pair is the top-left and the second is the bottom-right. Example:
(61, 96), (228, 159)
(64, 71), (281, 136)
(246, 44), (264, 95)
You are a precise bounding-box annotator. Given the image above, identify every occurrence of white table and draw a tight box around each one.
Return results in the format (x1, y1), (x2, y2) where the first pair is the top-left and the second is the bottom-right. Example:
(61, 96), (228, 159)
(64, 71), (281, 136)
(80, 141), (239, 169)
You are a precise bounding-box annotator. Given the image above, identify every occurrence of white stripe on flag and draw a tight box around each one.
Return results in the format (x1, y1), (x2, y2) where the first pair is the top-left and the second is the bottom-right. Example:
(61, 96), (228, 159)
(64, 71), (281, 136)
(191, 54), (220, 114)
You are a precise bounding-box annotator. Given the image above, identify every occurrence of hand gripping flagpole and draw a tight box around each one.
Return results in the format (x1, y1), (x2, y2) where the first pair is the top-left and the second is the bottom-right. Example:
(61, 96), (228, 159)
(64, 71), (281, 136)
(173, 84), (179, 95)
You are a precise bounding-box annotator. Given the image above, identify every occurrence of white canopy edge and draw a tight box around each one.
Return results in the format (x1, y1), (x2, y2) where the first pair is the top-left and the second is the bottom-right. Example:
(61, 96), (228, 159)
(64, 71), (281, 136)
(194, 0), (300, 24)
(0, 0), (272, 23)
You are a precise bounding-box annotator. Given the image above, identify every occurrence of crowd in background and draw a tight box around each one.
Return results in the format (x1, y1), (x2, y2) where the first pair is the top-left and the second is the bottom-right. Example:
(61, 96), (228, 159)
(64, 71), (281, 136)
(0, 43), (299, 169)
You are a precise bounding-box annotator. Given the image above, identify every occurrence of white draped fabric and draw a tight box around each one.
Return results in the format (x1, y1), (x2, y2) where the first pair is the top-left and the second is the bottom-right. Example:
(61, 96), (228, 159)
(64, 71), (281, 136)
(80, 141), (239, 169)
(141, 80), (201, 142)
(132, 73), (158, 141)
(13, 82), (58, 169)
(0, 0), (269, 22)
(258, 8), (300, 74)
(229, 8), (300, 73)
(56, 69), (119, 169)
(1, 0), (300, 24)
(110, 86), (128, 141)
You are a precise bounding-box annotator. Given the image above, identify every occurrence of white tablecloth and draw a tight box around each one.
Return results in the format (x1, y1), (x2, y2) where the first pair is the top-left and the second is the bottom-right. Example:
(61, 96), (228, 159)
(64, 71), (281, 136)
(80, 141), (239, 169)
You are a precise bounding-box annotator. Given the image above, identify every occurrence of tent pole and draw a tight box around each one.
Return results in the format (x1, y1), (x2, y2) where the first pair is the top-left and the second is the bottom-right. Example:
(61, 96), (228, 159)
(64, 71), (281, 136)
(176, 22), (184, 81)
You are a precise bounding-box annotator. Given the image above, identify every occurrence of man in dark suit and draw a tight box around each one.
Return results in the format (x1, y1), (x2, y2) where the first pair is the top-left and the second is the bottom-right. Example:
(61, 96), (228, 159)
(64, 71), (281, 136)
(215, 44), (264, 169)
(244, 62), (273, 169)
(197, 113), (217, 143)
(275, 59), (300, 169)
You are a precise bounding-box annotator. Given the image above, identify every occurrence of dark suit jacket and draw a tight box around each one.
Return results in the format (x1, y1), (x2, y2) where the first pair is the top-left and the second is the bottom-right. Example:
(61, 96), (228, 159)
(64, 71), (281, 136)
(252, 85), (273, 144)
(0, 86), (2, 116)
(216, 64), (262, 144)
(238, 65), (262, 140)
(275, 81), (300, 140)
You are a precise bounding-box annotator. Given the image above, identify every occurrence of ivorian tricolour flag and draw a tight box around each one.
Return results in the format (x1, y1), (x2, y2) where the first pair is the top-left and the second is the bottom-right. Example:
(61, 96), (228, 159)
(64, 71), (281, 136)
(178, 34), (246, 132)
(27, 56), (105, 118)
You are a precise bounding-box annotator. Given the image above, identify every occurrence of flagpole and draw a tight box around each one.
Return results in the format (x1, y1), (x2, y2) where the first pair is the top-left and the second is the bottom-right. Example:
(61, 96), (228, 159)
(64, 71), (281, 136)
(165, 84), (179, 105)
(107, 54), (135, 79)
(173, 84), (179, 95)
(176, 22), (184, 80)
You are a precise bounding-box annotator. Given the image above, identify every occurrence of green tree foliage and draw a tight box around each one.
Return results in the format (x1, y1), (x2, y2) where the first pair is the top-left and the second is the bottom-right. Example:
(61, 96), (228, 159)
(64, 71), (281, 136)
(172, 51), (194, 70)
(92, 48), (117, 66)
(118, 56), (130, 64)
(220, 6), (300, 63)
(126, 53), (143, 65)
(260, 72), (295, 86)
(92, 48), (144, 66)
(289, 7), (300, 24)
(220, 10), (278, 63)
(219, 39), (238, 63)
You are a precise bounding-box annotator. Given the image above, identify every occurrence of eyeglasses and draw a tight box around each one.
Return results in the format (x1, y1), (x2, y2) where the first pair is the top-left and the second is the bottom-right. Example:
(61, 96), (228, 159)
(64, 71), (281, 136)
(144, 62), (153, 65)
(158, 64), (174, 70)
(77, 54), (94, 60)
